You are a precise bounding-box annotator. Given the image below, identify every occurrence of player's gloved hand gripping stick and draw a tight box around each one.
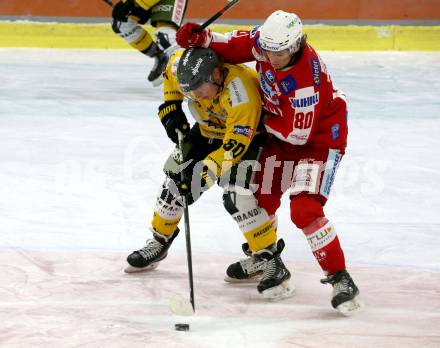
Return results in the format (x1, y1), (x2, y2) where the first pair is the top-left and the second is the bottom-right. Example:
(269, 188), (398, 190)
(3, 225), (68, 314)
(176, 0), (240, 48)
(103, 0), (241, 318)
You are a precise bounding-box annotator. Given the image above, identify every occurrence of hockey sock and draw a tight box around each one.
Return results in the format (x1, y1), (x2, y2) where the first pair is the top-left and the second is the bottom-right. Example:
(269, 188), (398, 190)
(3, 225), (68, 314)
(244, 220), (277, 253)
(151, 180), (183, 236)
(303, 217), (346, 275)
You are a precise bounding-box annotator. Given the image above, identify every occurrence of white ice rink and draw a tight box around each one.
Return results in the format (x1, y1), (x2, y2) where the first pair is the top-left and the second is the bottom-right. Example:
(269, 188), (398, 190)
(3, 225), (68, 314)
(1, 48), (440, 347)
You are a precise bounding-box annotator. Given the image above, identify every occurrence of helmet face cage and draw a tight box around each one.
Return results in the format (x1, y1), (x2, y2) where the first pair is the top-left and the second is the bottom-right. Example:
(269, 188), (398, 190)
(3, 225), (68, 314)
(259, 10), (303, 54)
(177, 47), (219, 93)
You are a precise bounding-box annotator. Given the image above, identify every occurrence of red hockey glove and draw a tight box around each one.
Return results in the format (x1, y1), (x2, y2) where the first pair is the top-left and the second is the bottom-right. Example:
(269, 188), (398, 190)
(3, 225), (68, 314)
(176, 23), (213, 48)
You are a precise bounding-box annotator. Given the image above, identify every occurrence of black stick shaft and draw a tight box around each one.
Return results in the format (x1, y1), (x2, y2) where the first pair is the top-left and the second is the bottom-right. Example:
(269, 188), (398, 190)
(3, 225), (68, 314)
(196, 0), (240, 31)
(182, 196), (195, 311)
(102, 0), (114, 8)
(177, 130), (195, 312)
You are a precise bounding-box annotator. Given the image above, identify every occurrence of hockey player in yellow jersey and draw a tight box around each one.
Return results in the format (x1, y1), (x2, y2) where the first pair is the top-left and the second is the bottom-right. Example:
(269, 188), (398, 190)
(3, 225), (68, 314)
(111, 0), (188, 85)
(124, 47), (294, 300)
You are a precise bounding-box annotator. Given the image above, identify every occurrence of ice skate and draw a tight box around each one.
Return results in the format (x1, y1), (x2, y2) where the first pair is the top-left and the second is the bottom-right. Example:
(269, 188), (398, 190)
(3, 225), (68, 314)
(256, 239), (295, 300)
(124, 228), (179, 273)
(320, 270), (364, 316)
(147, 51), (168, 86)
(225, 243), (267, 283)
(156, 28), (179, 59)
(146, 28), (178, 86)
(143, 41), (170, 86)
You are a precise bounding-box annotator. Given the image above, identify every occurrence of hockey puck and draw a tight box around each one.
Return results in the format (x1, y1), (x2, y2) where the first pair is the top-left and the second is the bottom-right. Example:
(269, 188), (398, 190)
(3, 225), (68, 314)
(175, 323), (190, 331)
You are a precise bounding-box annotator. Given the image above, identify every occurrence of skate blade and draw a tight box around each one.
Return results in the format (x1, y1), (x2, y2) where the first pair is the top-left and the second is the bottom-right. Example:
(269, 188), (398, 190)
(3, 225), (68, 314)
(224, 275), (261, 283)
(336, 296), (365, 316)
(262, 280), (295, 301)
(123, 262), (159, 273)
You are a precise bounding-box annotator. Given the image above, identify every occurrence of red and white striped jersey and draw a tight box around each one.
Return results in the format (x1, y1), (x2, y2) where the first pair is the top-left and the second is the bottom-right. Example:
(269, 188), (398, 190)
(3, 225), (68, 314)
(208, 27), (348, 152)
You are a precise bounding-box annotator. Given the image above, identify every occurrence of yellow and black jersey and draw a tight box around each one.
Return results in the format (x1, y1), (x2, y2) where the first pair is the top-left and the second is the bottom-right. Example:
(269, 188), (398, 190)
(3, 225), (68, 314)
(162, 50), (262, 177)
(134, 0), (160, 10)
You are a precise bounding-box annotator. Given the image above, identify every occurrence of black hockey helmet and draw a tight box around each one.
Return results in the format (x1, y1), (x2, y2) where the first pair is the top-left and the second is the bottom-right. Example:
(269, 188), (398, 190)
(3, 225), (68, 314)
(177, 47), (220, 93)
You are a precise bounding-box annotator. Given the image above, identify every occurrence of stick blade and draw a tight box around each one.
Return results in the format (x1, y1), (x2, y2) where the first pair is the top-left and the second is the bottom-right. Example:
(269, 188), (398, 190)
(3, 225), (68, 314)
(169, 295), (194, 316)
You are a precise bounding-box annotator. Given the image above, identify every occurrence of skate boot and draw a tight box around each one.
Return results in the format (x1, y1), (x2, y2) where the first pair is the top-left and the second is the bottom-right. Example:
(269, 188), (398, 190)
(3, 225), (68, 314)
(124, 228), (179, 273)
(145, 42), (169, 86)
(256, 239), (295, 300)
(225, 243), (267, 283)
(156, 27), (180, 59)
(320, 270), (364, 316)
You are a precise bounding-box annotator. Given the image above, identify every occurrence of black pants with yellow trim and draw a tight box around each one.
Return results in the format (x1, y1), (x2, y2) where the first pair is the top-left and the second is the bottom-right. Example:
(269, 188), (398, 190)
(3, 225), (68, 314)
(151, 124), (278, 252)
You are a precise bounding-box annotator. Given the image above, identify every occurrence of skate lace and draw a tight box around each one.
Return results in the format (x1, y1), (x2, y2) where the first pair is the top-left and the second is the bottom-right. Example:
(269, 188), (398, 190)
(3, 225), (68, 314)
(138, 239), (164, 261)
(333, 276), (352, 295)
(261, 257), (277, 281)
(240, 256), (266, 274)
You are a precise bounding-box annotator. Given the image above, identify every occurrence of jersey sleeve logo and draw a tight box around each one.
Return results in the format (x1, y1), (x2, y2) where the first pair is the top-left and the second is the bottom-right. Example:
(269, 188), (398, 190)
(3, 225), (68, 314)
(227, 77), (249, 107)
(232, 125), (254, 139)
(172, 0), (186, 24)
(265, 70), (275, 84)
(311, 59), (321, 86)
(279, 75), (297, 95)
(331, 123), (340, 140)
(259, 66), (279, 104)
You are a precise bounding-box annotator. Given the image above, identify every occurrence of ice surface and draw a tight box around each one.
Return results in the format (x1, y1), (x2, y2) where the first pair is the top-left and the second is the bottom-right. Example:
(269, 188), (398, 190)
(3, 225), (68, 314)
(0, 49), (439, 347)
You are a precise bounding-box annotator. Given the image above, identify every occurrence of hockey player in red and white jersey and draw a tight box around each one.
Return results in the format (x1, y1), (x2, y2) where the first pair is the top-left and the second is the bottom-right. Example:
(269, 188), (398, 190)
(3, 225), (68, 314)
(176, 10), (364, 315)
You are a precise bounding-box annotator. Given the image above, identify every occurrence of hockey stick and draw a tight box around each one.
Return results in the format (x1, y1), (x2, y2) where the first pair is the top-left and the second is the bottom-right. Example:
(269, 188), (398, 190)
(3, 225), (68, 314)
(102, 0), (114, 7)
(196, 0), (240, 31)
(102, 0), (239, 31)
(176, 129), (195, 313)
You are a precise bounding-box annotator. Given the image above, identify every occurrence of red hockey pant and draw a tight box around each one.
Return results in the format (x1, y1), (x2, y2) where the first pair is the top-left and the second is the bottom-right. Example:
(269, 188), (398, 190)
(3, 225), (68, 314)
(254, 138), (346, 274)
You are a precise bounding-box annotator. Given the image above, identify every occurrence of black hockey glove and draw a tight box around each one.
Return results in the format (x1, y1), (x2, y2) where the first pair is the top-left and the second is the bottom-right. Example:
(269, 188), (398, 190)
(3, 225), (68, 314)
(112, 0), (134, 22)
(158, 101), (190, 144)
(175, 177), (191, 197)
(167, 169), (192, 200)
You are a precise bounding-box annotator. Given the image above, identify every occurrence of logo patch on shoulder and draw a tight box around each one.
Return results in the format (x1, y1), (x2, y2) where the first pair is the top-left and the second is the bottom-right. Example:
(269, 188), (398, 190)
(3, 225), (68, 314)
(233, 125), (254, 138)
(228, 77), (249, 107)
(311, 59), (321, 86)
(278, 75), (297, 95)
(265, 70), (275, 84)
(331, 123), (340, 140)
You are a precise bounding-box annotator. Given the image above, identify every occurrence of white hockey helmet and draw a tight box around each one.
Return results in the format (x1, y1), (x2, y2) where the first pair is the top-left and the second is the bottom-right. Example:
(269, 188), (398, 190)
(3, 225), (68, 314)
(259, 10), (303, 54)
